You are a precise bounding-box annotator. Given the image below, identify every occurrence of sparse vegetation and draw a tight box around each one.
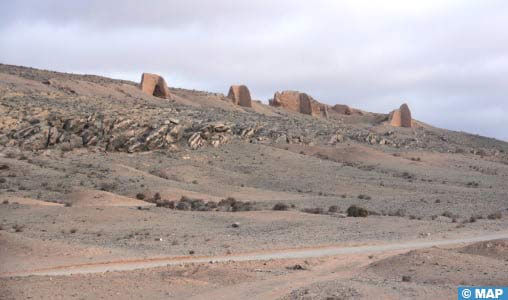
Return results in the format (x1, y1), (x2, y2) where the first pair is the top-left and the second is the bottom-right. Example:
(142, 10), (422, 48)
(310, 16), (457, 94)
(301, 207), (325, 215)
(328, 205), (340, 213)
(13, 224), (24, 232)
(136, 193), (146, 200)
(442, 211), (458, 219)
(466, 181), (479, 188)
(156, 200), (175, 208)
(153, 196), (258, 212)
(273, 203), (289, 211)
(487, 212), (502, 220)
(357, 194), (371, 200)
(346, 205), (369, 217)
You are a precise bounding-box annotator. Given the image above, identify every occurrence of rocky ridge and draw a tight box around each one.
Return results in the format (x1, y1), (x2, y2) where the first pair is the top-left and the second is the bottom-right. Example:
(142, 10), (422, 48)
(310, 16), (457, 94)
(1, 64), (507, 158)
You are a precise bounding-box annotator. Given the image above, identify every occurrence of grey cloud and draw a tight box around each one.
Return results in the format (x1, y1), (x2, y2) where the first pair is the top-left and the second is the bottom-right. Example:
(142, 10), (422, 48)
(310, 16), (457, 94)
(0, 0), (507, 140)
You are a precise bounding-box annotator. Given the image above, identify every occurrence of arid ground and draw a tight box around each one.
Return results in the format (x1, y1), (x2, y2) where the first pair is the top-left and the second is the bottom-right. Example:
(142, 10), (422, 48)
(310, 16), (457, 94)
(0, 64), (507, 299)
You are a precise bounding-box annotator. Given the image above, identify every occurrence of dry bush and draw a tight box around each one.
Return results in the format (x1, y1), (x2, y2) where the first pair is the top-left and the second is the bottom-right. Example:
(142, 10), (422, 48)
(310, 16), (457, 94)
(301, 207), (325, 214)
(273, 203), (289, 211)
(346, 205), (369, 217)
(487, 212), (502, 220)
(328, 205), (340, 213)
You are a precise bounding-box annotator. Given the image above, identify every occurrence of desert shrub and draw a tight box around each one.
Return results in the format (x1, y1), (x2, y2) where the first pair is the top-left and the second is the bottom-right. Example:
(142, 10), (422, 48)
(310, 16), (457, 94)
(232, 201), (254, 212)
(442, 211), (458, 219)
(13, 224), (24, 232)
(467, 181), (479, 188)
(357, 194), (371, 200)
(2, 200), (8, 204)
(180, 196), (205, 210)
(301, 207), (324, 214)
(64, 202), (72, 207)
(152, 192), (161, 201)
(273, 203), (289, 211)
(218, 197), (237, 207)
(156, 200), (175, 209)
(176, 201), (190, 210)
(487, 212), (502, 220)
(136, 193), (146, 200)
(206, 201), (218, 209)
(328, 205), (340, 213)
(346, 205), (369, 217)
(70, 228), (77, 234)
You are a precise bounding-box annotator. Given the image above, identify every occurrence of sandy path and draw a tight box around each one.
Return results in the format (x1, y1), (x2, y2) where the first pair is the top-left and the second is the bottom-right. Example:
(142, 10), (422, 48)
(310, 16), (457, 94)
(3, 231), (507, 277)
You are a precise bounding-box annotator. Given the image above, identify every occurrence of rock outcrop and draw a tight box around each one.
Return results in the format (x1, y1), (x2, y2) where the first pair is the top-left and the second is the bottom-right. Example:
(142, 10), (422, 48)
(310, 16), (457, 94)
(140, 73), (171, 99)
(227, 85), (252, 107)
(269, 91), (324, 117)
(389, 103), (412, 127)
(332, 104), (352, 115)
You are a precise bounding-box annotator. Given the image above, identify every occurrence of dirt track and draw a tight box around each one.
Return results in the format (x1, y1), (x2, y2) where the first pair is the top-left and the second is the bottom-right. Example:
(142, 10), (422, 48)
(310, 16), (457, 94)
(4, 231), (507, 277)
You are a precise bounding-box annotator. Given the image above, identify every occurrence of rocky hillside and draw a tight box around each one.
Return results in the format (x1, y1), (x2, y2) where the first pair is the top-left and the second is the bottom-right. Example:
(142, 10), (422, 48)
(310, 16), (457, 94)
(1, 63), (507, 158)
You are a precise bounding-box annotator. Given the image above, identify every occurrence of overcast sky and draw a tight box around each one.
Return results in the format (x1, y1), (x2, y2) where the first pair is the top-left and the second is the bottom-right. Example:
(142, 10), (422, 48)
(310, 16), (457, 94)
(1, 1), (507, 140)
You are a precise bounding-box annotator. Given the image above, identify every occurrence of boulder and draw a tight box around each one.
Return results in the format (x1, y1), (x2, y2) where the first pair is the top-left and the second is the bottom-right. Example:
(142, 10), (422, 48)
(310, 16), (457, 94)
(227, 85), (252, 107)
(140, 73), (171, 99)
(389, 103), (412, 127)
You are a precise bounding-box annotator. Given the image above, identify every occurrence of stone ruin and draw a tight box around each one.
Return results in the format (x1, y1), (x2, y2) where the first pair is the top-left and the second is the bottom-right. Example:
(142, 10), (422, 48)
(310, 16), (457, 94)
(140, 73), (171, 99)
(269, 90), (326, 117)
(332, 104), (352, 115)
(389, 103), (412, 127)
(227, 85), (252, 107)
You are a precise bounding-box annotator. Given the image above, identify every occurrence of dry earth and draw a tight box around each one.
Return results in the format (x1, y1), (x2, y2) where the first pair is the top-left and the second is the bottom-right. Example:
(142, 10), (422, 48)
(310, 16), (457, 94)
(0, 64), (507, 299)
